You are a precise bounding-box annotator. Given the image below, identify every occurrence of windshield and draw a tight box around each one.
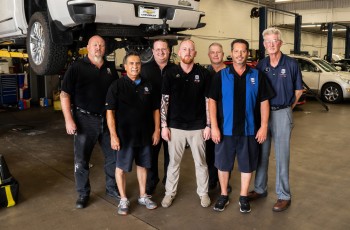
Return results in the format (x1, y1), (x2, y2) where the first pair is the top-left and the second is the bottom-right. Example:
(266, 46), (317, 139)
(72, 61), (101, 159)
(313, 59), (338, 72)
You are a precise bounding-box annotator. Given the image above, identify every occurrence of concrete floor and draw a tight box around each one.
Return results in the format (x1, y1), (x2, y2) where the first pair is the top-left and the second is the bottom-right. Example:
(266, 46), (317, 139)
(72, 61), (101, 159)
(0, 99), (350, 230)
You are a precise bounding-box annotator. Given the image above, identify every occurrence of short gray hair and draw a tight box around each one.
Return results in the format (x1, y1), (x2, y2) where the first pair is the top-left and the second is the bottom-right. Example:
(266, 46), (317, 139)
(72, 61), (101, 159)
(262, 27), (283, 42)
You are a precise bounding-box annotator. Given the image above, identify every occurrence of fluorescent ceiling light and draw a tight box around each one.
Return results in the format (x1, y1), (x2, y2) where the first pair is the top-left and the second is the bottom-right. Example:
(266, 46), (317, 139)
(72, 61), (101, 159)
(275, 0), (293, 2)
(301, 24), (321, 28)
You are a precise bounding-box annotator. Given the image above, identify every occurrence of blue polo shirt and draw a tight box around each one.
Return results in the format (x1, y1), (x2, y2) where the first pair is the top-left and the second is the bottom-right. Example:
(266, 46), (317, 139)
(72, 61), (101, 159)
(256, 53), (303, 107)
(209, 65), (274, 136)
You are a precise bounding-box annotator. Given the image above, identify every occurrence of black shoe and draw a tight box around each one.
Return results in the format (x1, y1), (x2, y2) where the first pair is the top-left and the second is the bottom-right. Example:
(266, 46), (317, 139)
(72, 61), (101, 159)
(106, 188), (121, 200)
(239, 196), (251, 213)
(76, 196), (89, 209)
(213, 195), (229, 212)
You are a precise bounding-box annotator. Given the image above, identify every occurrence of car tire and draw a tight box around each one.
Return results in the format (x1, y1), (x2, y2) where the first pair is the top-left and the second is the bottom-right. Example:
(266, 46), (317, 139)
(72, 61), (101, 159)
(26, 12), (68, 75)
(321, 83), (343, 104)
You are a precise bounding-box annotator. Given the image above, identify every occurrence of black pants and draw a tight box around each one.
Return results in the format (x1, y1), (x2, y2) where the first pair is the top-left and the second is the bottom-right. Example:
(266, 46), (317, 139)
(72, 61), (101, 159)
(73, 110), (117, 197)
(147, 139), (169, 187)
(206, 139), (218, 186)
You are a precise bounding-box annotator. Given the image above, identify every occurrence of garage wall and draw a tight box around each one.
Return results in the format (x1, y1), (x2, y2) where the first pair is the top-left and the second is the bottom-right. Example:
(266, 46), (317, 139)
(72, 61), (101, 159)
(116, 0), (346, 66)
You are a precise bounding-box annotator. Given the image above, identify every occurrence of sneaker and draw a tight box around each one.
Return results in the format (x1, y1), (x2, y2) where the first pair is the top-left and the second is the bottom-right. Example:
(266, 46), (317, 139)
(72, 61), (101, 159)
(213, 195), (229, 212)
(161, 195), (175, 208)
(239, 196), (251, 213)
(118, 199), (130, 216)
(200, 194), (211, 207)
(138, 195), (158, 210)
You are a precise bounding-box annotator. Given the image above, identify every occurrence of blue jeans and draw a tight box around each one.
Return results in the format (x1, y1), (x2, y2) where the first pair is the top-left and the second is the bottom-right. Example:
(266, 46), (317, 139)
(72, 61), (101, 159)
(73, 110), (116, 197)
(254, 107), (293, 200)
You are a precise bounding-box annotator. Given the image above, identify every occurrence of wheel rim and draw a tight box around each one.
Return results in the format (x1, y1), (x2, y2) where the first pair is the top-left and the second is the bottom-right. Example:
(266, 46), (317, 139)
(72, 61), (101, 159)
(29, 22), (45, 65)
(324, 86), (339, 102)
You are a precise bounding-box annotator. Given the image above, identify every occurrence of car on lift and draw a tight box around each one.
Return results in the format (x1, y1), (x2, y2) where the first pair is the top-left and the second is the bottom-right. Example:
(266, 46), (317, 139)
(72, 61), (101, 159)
(0, 0), (205, 75)
(289, 54), (350, 103)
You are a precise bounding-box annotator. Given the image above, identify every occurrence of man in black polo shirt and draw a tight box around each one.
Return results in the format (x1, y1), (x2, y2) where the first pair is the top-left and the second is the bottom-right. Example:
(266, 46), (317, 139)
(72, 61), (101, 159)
(160, 39), (211, 208)
(141, 39), (176, 195)
(60, 35), (119, 209)
(106, 51), (160, 216)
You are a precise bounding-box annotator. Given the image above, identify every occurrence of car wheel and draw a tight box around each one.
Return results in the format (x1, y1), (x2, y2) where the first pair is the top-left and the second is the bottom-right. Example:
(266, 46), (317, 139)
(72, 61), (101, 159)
(321, 83), (343, 103)
(27, 12), (68, 75)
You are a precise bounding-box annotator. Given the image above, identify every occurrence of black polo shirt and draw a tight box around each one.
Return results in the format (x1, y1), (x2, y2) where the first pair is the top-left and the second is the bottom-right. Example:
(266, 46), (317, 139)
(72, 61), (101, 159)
(61, 56), (118, 114)
(162, 64), (211, 130)
(141, 60), (176, 107)
(105, 76), (158, 147)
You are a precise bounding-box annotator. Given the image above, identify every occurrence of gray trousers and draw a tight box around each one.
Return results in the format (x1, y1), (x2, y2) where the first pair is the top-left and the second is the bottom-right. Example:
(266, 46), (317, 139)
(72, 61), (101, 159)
(254, 107), (293, 200)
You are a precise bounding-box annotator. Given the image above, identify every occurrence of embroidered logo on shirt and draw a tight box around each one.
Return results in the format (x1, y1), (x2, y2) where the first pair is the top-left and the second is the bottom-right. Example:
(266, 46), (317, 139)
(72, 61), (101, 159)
(279, 68), (287, 77)
(144, 87), (150, 94)
(264, 67), (270, 73)
(175, 74), (181, 78)
(194, 75), (200, 83)
(250, 78), (256, 85)
(107, 68), (112, 75)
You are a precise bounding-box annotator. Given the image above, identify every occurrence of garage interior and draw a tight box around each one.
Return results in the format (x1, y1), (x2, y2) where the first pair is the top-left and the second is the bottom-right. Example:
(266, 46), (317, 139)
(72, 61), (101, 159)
(1, 0), (350, 229)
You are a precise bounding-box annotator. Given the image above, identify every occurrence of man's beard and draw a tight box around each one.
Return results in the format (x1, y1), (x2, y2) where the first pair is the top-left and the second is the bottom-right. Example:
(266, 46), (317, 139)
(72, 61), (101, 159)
(181, 56), (194, 64)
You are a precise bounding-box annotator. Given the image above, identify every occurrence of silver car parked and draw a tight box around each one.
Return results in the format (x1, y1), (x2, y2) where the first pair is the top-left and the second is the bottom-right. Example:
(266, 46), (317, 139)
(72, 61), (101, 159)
(289, 55), (350, 103)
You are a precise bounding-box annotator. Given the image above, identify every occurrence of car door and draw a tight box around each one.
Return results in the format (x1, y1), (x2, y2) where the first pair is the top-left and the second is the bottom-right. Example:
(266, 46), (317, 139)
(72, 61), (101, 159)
(297, 58), (321, 92)
(0, 0), (27, 38)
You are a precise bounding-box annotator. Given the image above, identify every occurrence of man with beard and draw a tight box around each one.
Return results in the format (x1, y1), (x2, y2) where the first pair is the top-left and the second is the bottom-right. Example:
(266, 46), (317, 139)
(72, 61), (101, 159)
(141, 40), (176, 195)
(209, 39), (274, 213)
(61, 35), (119, 209)
(160, 39), (212, 208)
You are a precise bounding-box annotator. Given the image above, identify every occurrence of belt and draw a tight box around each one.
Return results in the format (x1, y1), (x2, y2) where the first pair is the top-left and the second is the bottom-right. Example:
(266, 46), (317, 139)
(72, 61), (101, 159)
(270, 105), (290, 111)
(76, 107), (103, 117)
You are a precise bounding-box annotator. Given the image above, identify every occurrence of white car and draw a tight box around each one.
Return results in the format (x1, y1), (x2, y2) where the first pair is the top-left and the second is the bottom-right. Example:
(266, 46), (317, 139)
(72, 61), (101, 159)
(289, 55), (350, 103)
(0, 0), (205, 75)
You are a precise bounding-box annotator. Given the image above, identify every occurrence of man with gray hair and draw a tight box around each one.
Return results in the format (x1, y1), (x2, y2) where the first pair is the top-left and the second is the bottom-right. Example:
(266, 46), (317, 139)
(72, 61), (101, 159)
(248, 27), (303, 212)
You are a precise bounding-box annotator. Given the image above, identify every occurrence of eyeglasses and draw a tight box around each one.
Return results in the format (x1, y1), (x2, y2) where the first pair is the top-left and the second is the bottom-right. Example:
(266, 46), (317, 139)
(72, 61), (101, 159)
(264, 39), (281, 45)
(154, 48), (168, 53)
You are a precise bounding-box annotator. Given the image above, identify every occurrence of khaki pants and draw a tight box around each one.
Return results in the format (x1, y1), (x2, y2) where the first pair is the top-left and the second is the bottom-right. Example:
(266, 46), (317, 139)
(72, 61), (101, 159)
(165, 128), (209, 197)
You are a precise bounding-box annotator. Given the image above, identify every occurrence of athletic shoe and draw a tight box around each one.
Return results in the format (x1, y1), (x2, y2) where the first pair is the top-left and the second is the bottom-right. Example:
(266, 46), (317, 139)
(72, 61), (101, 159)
(213, 195), (229, 212)
(161, 195), (175, 208)
(200, 194), (211, 207)
(239, 196), (251, 213)
(118, 199), (130, 215)
(138, 195), (158, 210)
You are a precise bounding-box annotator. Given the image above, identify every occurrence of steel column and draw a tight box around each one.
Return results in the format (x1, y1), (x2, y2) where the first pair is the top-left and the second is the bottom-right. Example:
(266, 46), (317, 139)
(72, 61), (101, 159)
(259, 7), (267, 60)
(326, 23), (333, 62)
(345, 27), (350, 59)
(294, 15), (302, 55)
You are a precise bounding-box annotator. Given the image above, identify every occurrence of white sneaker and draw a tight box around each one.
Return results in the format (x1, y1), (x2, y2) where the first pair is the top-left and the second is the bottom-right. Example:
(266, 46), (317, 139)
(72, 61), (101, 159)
(200, 194), (211, 207)
(138, 195), (157, 210)
(161, 195), (175, 208)
(118, 199), (130, 215)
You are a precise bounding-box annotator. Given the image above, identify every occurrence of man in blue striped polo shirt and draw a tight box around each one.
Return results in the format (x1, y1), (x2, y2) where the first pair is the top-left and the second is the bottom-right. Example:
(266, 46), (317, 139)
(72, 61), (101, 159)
(209, 39), (274, 213)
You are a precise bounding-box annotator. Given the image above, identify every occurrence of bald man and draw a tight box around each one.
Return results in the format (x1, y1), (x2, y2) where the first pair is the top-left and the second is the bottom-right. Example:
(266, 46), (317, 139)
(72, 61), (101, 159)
(61, 35), (119, 209)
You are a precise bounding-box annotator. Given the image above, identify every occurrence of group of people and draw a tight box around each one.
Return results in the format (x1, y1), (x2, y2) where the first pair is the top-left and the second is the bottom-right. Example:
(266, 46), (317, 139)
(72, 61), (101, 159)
(60, 27), (303, 216)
